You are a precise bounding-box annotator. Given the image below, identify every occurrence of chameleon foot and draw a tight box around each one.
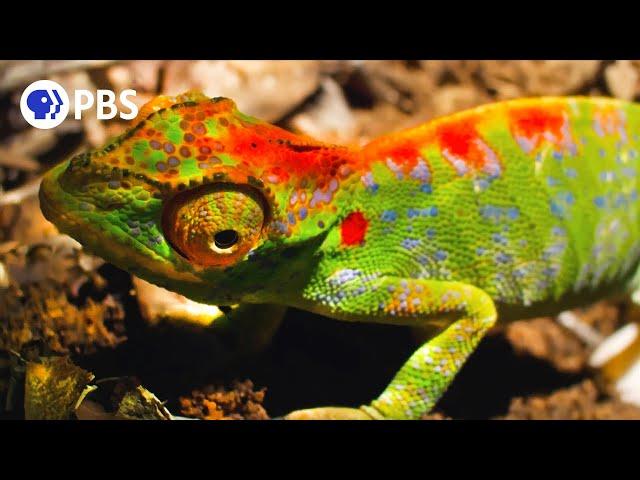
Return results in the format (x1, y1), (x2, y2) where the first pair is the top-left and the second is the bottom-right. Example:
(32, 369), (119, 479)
(284, 406), (381, 420)
(305, 277), (497, 419)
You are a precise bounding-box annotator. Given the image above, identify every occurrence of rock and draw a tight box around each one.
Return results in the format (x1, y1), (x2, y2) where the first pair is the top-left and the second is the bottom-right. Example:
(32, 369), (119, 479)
(132, 276), (226, 327)
(477, 60), (600, 97)
(605, 60), (638, 100)
(499, 379), (640, 420)
(163, 60), (322, 122)
(290, 78), (359, 144)
(107, 60), (164, 94)
(431, 85), (487, 118)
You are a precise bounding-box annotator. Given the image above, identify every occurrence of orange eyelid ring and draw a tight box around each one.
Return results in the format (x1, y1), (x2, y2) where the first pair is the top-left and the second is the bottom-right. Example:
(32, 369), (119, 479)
(162, 183), (268, 268)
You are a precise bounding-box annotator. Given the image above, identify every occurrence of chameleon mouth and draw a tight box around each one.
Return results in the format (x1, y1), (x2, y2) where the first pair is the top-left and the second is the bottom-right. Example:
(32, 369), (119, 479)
(39, 160), (77, 232)
(39, 160), (205, 291)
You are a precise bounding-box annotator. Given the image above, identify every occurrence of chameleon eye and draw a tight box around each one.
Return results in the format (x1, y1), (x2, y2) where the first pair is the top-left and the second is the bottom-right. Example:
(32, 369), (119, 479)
(162, 184), (266, 268)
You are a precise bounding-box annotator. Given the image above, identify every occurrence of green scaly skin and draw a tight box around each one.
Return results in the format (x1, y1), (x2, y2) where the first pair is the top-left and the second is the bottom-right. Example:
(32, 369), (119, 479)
(40, 92), (640, 419)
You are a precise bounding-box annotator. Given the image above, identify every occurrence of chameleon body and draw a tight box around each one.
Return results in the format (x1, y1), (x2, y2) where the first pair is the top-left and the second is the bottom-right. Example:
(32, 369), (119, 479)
(40, 92), (640, 419)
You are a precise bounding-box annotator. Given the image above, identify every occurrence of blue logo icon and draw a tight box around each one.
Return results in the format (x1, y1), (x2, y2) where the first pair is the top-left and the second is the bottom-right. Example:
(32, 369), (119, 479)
(20, 80), (70, 129)
(26, 89), (64, 120)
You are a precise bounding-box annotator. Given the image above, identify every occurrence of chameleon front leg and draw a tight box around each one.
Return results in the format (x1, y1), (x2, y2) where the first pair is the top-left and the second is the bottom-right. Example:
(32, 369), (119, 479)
(133, 277), (286, 357)
(211, 303), (287, 356)
(286, 278), (497, 420)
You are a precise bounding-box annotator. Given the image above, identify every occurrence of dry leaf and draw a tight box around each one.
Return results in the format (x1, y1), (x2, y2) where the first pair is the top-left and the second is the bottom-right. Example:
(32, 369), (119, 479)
(24, 356), (94, 420)
(116, 386), (172, 420)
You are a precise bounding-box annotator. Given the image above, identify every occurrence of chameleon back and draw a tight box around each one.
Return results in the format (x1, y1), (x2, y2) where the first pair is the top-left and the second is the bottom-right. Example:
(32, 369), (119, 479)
(308, 97), (640, 319)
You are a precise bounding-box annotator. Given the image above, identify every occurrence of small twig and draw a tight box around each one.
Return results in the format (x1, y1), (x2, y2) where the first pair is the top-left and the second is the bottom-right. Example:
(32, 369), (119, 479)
(7, 128), (57, 157)
(0, 60), (119, 93)
(0, 177), (41, 206)
(0, 240), (20, 255)
(0, 147), (39, 172)
(557, 310), (605, 347)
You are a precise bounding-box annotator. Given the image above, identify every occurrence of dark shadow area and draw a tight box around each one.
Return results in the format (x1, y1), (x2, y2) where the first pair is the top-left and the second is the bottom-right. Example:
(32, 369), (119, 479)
(74, 263), (587, 419)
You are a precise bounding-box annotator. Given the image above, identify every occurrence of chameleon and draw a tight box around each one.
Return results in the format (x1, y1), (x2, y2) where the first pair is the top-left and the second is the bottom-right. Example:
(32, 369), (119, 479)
(39, 91), (640, 420)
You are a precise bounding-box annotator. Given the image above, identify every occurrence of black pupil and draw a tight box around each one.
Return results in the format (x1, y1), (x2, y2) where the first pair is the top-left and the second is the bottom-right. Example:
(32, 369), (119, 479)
(214, 230), (239, 249)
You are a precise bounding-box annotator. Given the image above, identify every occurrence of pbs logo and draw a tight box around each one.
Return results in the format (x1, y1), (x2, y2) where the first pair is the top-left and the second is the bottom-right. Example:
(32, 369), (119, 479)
(20, 80), (70, 129)
(20, 80), (138, 130)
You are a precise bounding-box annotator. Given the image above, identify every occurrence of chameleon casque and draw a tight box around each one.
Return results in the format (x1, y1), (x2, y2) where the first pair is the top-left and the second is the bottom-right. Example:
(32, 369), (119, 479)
(39, 91), (640, 420)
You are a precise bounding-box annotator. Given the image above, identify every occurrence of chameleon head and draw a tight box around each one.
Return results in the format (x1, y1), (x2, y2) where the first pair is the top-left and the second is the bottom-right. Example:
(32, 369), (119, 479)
(39, 91), (341, 304)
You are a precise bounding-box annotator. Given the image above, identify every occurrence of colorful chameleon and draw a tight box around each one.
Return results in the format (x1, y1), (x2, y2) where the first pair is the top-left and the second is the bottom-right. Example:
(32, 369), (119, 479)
(40, 91), (640, 419)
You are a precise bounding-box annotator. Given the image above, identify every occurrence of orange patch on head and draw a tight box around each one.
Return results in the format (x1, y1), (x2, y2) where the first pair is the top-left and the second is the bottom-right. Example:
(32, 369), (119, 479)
(223, 122), (357, 184)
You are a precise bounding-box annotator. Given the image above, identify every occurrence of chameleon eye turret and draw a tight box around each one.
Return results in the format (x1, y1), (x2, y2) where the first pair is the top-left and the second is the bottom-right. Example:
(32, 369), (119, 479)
(162, 184), (266, 268)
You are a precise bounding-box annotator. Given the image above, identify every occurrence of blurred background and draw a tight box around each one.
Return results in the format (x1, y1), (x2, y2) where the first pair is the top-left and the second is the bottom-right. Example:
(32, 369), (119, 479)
(2, 60), (640, 420)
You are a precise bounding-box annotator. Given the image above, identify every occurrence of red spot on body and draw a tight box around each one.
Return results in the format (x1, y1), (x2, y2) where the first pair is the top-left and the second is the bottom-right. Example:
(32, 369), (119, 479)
(436, 117), (487, 169)
(509, 105), (569, 151)
(510, 106), (564, 138)
(341, 211), (368, 246)
(362, 137), (425, 178)
(385, 144), (423, 171)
